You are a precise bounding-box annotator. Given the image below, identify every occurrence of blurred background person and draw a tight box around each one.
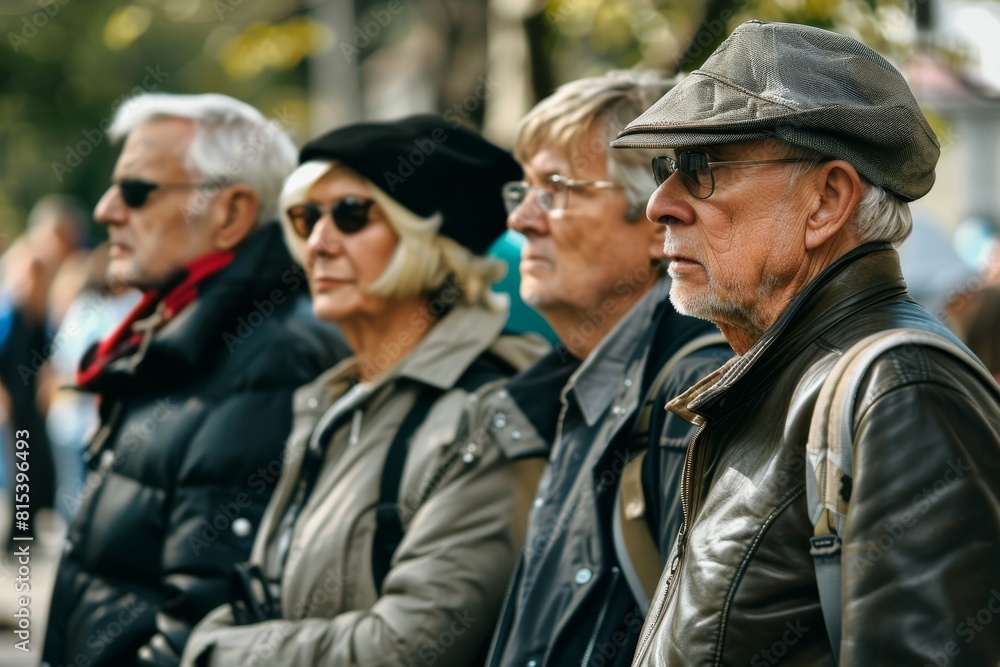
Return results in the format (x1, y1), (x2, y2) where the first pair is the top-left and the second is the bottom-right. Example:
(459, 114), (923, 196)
(182, 115), (548, 667)
(947, 282), (1000, 380)
(962, 283), (1000, 379)
(39, 243), (141, 524)
(0, 194), (90, 553)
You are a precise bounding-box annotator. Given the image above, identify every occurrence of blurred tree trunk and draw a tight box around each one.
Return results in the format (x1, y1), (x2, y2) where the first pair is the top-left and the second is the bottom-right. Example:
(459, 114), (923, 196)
(308, 0), (362, 133)
(673, 0), (742, 73)
(483, 0), (549, 146)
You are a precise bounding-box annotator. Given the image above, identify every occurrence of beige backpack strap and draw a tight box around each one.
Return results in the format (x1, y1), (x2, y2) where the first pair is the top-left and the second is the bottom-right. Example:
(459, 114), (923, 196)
(615, 331), (730, 610)
(614, 451), (662, 611)
(631, 332), (730, 443)
(806, 328), (1000, 662)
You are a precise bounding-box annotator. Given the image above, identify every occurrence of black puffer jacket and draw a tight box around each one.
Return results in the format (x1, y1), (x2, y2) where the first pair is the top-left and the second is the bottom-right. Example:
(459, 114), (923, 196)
(44, 223), (349, 667)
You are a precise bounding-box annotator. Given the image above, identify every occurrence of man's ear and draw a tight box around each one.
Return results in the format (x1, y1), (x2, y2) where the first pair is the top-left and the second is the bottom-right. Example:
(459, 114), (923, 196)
(212, 184), (261, 251)
(805, 160), (862, 251)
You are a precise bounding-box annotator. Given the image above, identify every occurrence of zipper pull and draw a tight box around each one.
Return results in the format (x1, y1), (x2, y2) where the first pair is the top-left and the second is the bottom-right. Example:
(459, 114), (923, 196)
(670, 527), (687, 574)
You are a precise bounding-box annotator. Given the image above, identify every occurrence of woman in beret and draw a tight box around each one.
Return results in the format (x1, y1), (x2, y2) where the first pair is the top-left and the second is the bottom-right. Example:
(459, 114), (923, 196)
(180, 115), (548, 666)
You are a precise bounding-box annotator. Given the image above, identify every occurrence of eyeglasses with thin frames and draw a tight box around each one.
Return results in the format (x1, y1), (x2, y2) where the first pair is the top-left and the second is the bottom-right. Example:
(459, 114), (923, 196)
(502, 174), (621, 216)
(651, 151), (819, 199)
(113, 179), (219, 209)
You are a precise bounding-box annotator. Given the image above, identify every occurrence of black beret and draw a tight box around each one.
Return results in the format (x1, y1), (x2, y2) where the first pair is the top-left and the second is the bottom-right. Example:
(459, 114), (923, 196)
(299, 114), (522, 255)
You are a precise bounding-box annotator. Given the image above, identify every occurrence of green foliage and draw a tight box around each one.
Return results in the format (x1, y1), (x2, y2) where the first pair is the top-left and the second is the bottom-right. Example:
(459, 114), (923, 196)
(0, 0), (928, 243)
(0, 0), (313, 242)
(537, 0), (916, 87)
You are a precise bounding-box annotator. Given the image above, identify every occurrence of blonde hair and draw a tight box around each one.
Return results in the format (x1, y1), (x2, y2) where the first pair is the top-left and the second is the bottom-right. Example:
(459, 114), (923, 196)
(280, 160), (504, 306)
(515, 70), (679, 220)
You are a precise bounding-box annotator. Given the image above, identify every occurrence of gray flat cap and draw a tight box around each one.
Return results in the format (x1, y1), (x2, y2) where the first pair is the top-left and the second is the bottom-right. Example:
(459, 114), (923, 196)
(611, 20), (940, 201)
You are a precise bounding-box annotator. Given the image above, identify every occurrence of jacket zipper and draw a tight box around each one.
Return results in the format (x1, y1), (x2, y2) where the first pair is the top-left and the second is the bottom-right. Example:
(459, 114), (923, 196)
(631, 419), (707, 665)
(580, 566), (621, 665)
(484, 557), (523, 667)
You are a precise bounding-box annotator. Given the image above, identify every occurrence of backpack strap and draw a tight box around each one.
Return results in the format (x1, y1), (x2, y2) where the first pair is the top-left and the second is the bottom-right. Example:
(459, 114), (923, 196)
(631, 332), (730, 447)
(806, 328), (1000, 661)
(372, 385), (443, 594)
(371, 350), (516, 594)
(615, 331), (730, 610)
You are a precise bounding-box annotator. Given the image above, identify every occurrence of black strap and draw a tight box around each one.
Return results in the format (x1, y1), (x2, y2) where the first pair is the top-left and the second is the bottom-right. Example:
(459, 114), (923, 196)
(229, 562), (281, 625)
(371, 386), (443, 594)
(371, 350), (515, 594)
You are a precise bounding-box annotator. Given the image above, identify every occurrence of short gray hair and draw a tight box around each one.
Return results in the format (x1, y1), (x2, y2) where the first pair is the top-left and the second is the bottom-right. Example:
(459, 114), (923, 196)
(778, 140), (913, 246)
(853, 181), (912, 246)
(108, 93), (297, 226)
(514, 70), (679, 221)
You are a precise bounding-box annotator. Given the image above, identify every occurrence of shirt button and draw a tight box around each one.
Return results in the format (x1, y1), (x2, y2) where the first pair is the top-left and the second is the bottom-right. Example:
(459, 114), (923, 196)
(611, 406), (625, 416)
(527, 661), (538, 667)
(574, 567), (593, 585)
(307, 397), (319, 408)
(533, 497), (544, 508)
(232, 517), (253, 538)
(511, 430), (522, 440)
(493, 413), (508, 429)
(624, 378), (633, 388)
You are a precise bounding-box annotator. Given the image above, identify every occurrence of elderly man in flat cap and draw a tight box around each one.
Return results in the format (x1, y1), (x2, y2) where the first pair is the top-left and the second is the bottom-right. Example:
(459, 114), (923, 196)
(612, 20), (1000, 667)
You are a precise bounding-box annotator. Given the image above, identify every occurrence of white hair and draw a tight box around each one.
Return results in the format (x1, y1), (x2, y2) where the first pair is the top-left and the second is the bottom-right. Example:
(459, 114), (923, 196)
(853, 180), (913, 246)
(778, 141), (913, 246)
(280, 161), (504, 306)
(108, 93), (297, 227)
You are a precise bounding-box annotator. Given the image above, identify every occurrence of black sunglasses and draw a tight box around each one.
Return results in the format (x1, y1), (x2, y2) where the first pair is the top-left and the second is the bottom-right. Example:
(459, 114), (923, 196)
(651, 152), (818, 199)
(114, 179), (218, 208)
(286, 197), (377, 239)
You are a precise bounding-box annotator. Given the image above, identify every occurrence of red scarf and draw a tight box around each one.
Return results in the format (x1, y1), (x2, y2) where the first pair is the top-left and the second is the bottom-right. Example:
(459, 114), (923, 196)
(77, 251), (235, 389)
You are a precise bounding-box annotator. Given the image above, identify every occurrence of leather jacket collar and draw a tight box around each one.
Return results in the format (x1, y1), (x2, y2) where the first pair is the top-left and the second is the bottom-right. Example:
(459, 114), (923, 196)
(672, 242), (911, 421)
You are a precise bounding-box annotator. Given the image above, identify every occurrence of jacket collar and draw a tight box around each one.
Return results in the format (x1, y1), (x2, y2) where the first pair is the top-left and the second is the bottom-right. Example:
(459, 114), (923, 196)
(87, 223), (301, 390)
(393, 295), (509, 389)
(670, 242), (907, 419)
(566, 275), (670, 426)
(307, 295), (510, 400)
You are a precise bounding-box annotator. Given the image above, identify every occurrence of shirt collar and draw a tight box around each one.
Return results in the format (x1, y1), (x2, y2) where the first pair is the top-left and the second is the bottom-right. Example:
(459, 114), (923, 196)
(566, 275), (670, 426)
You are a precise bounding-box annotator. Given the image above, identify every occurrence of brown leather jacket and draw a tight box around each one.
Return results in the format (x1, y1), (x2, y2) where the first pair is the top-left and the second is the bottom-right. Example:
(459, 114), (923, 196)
(633, 244), (1000, 667)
